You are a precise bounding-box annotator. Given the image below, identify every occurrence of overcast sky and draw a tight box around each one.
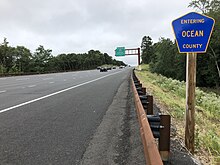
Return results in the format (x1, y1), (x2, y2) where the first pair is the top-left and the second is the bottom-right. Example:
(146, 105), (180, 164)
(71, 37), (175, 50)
(0, 0), (193, 65)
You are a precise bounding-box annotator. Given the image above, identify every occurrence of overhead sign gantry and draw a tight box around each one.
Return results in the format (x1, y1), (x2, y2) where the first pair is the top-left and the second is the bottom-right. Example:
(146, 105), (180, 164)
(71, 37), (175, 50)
(115, 47), (140, 65)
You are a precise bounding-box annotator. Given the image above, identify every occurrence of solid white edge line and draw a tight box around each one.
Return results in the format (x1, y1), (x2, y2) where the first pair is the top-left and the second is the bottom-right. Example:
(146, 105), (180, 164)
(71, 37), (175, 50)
(0, 71), (121, 114)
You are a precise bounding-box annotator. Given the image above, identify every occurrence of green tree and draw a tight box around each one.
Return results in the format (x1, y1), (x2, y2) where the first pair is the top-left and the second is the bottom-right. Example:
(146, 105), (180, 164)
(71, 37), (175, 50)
(189, 0), (220, 87)
(0, 38), (125, 74)
(150, 38), (184, 79)
(14, 46), (32, 72)
(188, 0), (220, 13)
(141, 36), (154, 64)
(32, 45), (52, 72)
(103, 53), (112, 65)
(0, 38), (9, 73)
(0, 39), (20, 73)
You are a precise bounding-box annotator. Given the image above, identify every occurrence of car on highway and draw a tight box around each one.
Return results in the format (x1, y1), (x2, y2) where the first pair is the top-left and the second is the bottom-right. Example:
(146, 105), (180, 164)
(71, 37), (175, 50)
(100, 67), (108, 72)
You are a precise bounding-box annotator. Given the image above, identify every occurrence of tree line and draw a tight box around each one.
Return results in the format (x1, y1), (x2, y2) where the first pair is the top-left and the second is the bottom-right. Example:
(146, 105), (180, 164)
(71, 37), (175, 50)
(0, 38), (125, 75)
(141, 0), (220, 88)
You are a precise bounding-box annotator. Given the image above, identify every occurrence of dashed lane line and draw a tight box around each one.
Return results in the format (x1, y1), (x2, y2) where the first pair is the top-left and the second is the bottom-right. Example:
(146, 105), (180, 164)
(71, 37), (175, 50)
(28, 85), (36, 88)
(43, 78), (54, 80)
(0, 71), (122, 114)
(16, 78), (30, 81)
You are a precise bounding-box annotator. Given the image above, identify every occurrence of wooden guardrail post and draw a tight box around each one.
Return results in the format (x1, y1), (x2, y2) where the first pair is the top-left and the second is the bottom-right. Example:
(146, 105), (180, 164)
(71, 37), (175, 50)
(159, 115), (171, 161)
(142, 87), (146, 95)
(147, 95), (153, 115)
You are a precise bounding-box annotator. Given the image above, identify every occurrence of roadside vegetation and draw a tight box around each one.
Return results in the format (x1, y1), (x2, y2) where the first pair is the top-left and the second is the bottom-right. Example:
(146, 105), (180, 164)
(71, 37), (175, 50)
(0, 38), (125, 75)
(141, 0), (220, 89)
(136, 0), (220, 164)
(139, 2), (220, 163)
(136, 65), (220, 164)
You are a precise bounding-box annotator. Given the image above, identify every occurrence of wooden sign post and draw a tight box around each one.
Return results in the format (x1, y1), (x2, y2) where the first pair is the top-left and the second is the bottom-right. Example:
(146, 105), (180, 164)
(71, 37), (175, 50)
(185, 52), (197, 153)
(172, 12), (215, 153)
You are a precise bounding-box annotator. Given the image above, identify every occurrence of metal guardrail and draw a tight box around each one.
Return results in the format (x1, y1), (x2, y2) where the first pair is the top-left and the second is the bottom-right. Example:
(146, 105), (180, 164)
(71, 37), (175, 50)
(132, 71), (171, 164)
(132, 75), (163, 165)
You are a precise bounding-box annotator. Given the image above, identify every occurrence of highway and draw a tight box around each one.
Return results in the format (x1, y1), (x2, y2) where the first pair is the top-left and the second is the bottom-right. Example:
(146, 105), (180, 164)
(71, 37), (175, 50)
(0, 68), (132, 164)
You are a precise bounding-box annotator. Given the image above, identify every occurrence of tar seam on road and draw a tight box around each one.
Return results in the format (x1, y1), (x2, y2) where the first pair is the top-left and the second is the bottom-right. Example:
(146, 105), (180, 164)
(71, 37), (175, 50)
(0, 71), (122, 114)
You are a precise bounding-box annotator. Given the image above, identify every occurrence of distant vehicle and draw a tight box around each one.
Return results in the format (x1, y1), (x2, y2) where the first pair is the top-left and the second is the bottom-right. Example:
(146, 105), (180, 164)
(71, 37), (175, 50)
(107, 67), (112, 70)
(119, 66), (124, 69)
(97, 66), (101, 70)
(100, 67), (108, 72)
(112, 66), (116, 69)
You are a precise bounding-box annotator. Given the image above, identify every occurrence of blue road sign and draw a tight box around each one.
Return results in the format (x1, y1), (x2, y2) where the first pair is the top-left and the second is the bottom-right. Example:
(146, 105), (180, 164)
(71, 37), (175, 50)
(172, 12), (215, 53)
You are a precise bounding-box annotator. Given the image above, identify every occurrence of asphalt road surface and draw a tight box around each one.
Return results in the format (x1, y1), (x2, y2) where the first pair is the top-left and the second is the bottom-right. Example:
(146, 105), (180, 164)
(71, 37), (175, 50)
(0, 68), (132, 164)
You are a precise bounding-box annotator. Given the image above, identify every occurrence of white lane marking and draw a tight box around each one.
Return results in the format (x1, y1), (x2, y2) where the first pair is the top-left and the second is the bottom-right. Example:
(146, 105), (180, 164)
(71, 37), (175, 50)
(0, 90), (6, 93)
(28, 85), (36, 88)
(0, 71), (121, 114)
(49, 82), (55, 84)
(43, 78), (53, 80)
(16, 78), (30, 81)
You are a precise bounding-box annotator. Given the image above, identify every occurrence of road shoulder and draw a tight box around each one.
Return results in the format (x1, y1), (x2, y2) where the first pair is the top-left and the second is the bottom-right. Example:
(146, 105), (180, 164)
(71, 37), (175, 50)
(80, 74), (145, 165)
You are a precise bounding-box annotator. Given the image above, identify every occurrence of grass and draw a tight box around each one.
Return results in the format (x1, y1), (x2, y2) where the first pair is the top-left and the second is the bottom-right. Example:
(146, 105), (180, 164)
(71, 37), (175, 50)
(135, 64), (220, 164)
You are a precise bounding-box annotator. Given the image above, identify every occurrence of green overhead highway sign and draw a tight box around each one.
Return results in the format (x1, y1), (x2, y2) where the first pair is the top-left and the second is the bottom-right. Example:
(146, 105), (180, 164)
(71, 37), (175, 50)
(115, 47), (125, 56)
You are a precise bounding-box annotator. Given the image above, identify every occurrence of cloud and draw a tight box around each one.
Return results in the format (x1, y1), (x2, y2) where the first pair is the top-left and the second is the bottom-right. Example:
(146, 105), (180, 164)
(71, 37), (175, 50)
(0, 0), (192, 65)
